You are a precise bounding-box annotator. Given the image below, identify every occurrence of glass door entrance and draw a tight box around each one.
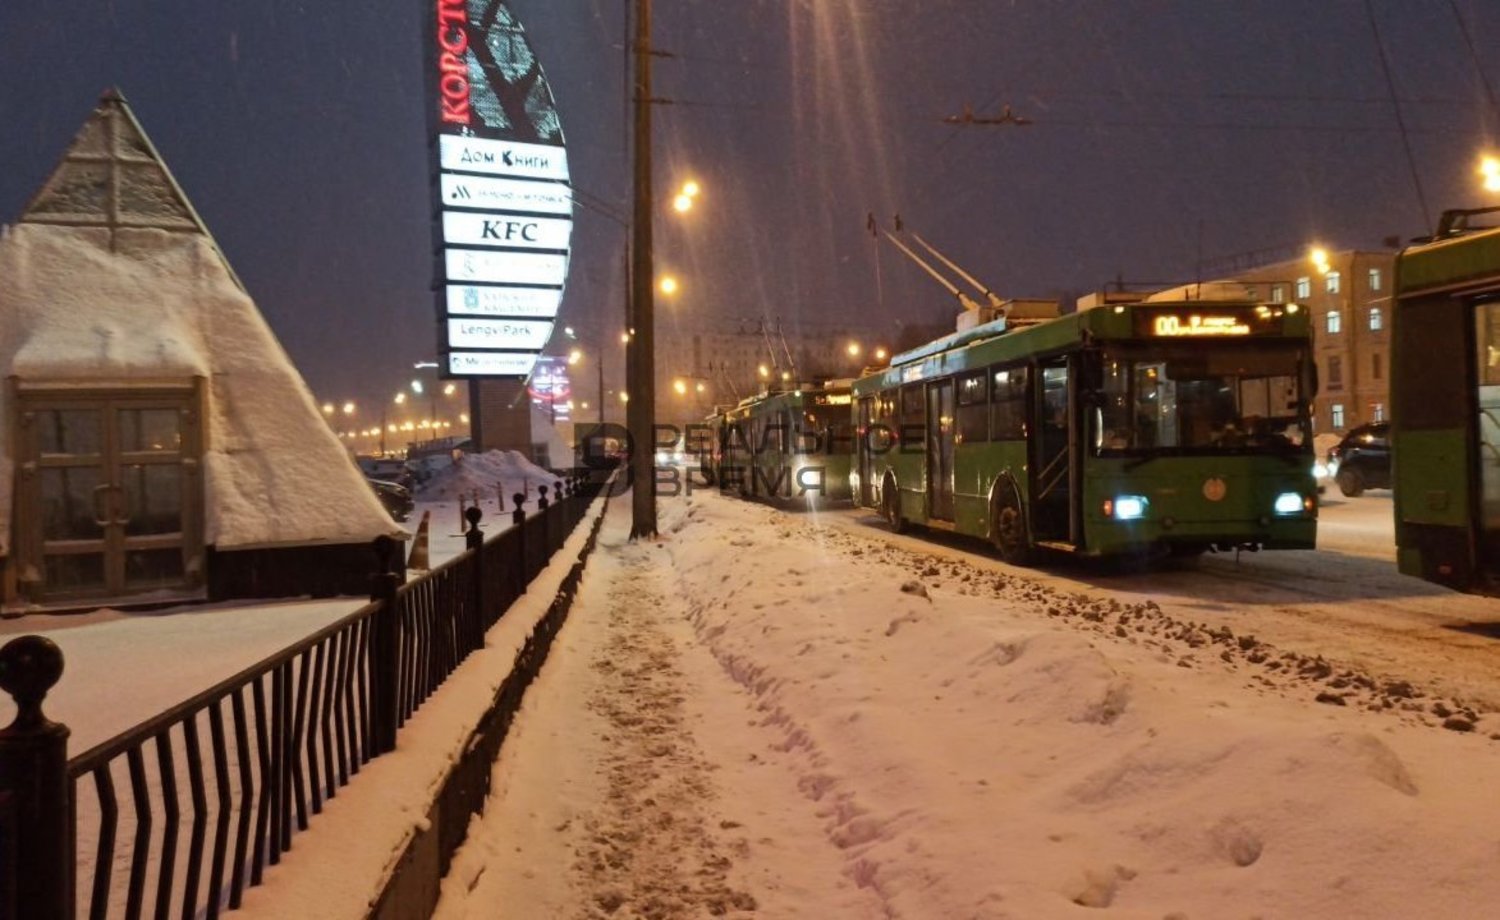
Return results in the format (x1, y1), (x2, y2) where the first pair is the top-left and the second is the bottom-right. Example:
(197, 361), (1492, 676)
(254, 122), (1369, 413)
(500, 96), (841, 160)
(15, 385), (204, 605)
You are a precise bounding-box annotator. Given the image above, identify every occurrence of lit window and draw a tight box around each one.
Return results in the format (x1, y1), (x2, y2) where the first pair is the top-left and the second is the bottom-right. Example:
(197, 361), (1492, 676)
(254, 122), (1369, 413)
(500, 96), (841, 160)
(1296, 277), (1311, 299)
(1368, 306), (1383, 331)
(1368, 268), (1382, 292)
(1271, 284), (1284, 302)
(1325, 271), (1341, 294)
(1371, 402), (1385, 423)
(1332, 403), (1346, 429)
(1326, 310), (1342, 334)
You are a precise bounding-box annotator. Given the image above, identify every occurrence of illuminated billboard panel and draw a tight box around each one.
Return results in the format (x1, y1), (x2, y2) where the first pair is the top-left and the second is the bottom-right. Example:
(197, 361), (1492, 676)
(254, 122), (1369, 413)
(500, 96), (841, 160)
(441, 212), (573, 250)
(426, 0), (570, 378)
(445, 284), (562, 318)
(438, 135), (569, 181)
(447, 351), (540, 377)
(445, 249), (568, 286)
(446, 317), (554, 350)
(439, 173), (572, 215)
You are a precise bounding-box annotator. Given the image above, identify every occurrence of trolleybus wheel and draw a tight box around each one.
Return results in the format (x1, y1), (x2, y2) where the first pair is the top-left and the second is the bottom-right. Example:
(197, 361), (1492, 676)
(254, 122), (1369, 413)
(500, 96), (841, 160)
(1336, 467), (1365, 498)
(883, 479), (908, 534)
(992, 487), (1035, 566)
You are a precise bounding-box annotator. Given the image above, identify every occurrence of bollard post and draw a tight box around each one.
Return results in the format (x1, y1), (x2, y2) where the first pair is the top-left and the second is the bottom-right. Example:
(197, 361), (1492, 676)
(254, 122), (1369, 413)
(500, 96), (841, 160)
(0, 635), (72, 920)
(368, 535), (402, 756)
(466, 505), (484, 636)
(538, 484), (549, 511)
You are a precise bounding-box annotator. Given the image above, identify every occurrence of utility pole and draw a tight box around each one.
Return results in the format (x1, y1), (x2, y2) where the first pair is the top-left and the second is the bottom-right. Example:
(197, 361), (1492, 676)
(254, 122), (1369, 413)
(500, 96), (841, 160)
(627, 0), (658, 538)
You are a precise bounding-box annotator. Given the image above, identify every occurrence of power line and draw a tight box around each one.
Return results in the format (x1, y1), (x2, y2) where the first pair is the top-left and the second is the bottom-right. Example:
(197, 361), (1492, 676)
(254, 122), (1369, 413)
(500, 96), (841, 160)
(1365, 0), (1432, 236)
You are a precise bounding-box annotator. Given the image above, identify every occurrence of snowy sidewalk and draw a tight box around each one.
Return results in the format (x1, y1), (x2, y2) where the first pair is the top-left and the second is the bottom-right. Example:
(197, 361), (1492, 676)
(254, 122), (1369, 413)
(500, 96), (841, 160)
(434, 490), (1500, 919)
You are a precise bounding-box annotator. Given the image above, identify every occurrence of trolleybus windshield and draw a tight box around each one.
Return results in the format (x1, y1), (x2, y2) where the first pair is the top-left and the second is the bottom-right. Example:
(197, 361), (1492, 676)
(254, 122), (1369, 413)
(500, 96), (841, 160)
(1095, 342), (1310, 455)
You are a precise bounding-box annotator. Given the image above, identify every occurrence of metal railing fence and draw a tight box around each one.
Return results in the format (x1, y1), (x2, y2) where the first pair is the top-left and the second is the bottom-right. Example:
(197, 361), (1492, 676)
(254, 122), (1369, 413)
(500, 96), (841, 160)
(0, 473), (606, 920)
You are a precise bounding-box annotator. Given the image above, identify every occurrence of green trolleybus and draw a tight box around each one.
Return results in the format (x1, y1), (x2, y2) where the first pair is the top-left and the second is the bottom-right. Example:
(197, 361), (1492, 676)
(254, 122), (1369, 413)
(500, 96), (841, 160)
(705, 382), (854, 504)
(1391, 207), (1500, 594)
(851, 297), (1319, 563)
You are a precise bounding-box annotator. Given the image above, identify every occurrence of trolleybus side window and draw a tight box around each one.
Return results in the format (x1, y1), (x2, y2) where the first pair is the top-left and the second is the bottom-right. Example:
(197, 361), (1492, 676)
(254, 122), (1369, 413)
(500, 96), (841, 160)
(900, 384), (925, 449)
(957, 370), (988, 443)
(990, 365), (1029, 440)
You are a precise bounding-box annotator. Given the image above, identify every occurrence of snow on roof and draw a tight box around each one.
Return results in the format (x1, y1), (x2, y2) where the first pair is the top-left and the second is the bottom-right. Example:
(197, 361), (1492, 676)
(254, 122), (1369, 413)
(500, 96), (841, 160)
(0, 92), (397, 553)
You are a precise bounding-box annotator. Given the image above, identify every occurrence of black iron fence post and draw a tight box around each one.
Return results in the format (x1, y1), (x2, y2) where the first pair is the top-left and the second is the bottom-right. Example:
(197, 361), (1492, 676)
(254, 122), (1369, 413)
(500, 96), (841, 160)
(512, 493), (527, 599)
(368, 536), (402, 756)
(466, 506), (484, 643)
(0, 635), (72, 920)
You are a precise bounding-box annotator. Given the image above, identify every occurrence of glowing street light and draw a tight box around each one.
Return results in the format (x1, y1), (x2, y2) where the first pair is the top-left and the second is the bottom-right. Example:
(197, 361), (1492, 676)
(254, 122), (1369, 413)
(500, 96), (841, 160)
(1482, 155), (1500, 192)
(758, 364), (770, 378)
(394, 392), (407, 405)
(659, 275), (679, 296)
(847, 342), (862, 357)
(568, 348), (583, 365)
(321, 402), (335, 416)
(342, 401), (356, 416)
(672, 179), (701, 214)
(442, 382), (456, 396)
(1309, 246), (1331, 276)
(875, 347), (889, 361)
(673, 379), (688, 395)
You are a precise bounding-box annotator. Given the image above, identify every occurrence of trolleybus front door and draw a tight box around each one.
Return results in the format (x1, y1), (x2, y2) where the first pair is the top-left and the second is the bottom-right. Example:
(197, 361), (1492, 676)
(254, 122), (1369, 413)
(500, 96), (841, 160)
(858, 396), (874, 507)
(1031, 358), (1075, 545)
(927, 380), (956, 521)
(1472, 300), (1500, 575)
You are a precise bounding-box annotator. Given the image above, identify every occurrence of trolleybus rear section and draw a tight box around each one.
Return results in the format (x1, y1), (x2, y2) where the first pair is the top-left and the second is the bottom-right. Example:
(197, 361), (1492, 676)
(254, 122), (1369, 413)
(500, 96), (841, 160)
(701, 384), (854, 505)
(1391, 208), (1500, 594)
(852, 299), (1319, 562)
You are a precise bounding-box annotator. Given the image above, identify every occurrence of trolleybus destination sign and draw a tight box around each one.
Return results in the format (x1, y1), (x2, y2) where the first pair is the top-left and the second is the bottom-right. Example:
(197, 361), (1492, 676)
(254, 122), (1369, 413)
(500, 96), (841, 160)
(425, 0), (571, 378)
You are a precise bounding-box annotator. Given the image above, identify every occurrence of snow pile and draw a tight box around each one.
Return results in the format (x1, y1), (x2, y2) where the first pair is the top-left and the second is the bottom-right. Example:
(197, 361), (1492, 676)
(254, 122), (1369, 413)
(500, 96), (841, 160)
(415, 449), (560, 503)
(438, 493), (1500, 919)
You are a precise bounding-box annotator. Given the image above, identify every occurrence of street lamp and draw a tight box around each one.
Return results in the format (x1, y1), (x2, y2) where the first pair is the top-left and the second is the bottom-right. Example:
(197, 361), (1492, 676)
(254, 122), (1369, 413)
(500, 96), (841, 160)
(1481, 155), (1500, 192)
(1309, 246), (1331, 276)
(659, 275), (680, 296)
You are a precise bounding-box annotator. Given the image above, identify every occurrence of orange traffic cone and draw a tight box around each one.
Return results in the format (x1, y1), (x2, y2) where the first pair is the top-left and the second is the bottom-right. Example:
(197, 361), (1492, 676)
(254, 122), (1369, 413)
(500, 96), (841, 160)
(407, 510), (431, 570)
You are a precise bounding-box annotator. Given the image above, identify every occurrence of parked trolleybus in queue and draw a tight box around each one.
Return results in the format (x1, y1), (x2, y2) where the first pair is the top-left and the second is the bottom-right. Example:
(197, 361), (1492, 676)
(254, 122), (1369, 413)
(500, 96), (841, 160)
(703, 382), (855, 504)
(851, 293), (1319, 563)
(1390, 207), (1500, 594)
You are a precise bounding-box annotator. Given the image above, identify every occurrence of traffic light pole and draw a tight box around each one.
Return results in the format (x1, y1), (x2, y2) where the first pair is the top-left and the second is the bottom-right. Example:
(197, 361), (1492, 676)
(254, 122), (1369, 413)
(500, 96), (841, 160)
(627, 0), (658, 539)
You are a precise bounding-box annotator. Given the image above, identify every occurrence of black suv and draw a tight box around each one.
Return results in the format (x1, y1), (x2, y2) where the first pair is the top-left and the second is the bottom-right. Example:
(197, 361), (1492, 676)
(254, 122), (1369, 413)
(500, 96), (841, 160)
(1327, 422), (1391, 497)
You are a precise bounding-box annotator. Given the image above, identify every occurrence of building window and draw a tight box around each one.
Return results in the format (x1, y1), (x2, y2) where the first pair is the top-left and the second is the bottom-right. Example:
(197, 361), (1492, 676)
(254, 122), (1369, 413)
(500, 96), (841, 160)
(1373, 352), (1382, 380)
(1326, 271), (1341, 294)
(1368, 268), (1382, 292)
(1332, 403), (1346, 429)
(1369, 306), (1383, 331)
(1296, 276), (1311, 299)
(1271, 284), (1285, 302)
(1371, 402), (1386, 422)
(1328, 356), (1343, 388)
(1326, 310), (1342, 334)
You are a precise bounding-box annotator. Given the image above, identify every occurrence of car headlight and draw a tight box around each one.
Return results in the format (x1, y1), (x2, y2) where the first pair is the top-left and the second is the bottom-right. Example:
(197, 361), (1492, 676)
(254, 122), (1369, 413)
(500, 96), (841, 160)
(1102, 495), (1149, 520)
(1274, 492), (1311, 515)
(1312, 462), (1328, 478)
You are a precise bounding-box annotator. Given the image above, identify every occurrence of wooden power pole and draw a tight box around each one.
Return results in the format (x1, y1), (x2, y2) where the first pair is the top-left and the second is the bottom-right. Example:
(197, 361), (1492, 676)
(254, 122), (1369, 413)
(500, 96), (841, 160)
(628, 0), (658, 538)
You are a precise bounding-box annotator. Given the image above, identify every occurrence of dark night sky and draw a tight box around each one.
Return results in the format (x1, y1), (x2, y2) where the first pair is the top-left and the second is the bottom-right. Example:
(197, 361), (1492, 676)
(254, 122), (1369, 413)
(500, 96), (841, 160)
(2, 1), (1498, 412)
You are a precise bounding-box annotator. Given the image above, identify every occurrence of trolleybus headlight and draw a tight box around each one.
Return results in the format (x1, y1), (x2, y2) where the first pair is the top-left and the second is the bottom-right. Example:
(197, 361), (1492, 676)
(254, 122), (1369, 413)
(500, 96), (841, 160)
(1274, 492), (1307, 515)
(1105, 495), (1149, 520)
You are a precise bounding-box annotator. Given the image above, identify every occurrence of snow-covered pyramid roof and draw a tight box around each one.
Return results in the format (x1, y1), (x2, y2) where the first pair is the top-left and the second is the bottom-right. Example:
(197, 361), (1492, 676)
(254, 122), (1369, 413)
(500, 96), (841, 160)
(0, 90), (397, 553)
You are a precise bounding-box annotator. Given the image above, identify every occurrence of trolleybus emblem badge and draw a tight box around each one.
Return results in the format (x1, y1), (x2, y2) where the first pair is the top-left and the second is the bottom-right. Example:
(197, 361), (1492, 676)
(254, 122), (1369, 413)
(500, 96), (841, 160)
(1202, 477), (1227, 502)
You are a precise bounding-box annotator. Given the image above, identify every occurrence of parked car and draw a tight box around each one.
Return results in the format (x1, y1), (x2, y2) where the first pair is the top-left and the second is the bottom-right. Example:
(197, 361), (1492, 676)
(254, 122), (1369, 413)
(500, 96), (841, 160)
(367, 477), (415, 522)
(1326, 422), (1391, 497)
